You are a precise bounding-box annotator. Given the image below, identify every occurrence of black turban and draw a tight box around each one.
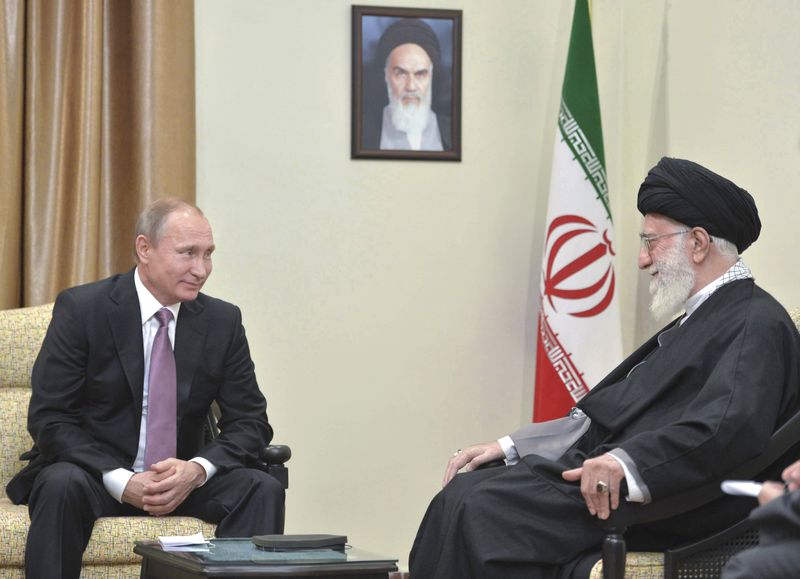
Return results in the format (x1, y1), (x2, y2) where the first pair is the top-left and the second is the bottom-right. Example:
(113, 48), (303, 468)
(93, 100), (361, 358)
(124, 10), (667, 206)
(377, 18), (440, 69)
(637, 157), (761, 253)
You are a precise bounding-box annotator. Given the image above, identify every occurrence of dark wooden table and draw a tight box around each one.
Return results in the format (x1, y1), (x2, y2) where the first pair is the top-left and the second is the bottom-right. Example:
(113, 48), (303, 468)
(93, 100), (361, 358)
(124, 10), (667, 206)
(135, 539), (398, 578)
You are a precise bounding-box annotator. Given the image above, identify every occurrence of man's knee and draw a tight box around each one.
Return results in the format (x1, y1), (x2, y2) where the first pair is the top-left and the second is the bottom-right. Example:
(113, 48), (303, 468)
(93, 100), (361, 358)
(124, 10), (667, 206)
(723, 543), (800, 579)
(220, 468), (285, 503)
(245, 468), (285, 500)
(428, 472), (496, 536)
(723, 549), (770, 579)
(438, 468), (495, 506)
(29, 462), (96, 507)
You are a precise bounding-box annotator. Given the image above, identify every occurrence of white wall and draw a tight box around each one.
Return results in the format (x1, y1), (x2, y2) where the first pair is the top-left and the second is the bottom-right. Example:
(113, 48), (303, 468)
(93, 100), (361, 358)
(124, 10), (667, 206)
(195, 0), (800, 569)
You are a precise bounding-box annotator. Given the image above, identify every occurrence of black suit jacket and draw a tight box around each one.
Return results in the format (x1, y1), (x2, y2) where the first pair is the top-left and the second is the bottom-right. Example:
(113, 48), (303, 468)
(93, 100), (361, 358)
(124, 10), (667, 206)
(6, 269), (272, 504)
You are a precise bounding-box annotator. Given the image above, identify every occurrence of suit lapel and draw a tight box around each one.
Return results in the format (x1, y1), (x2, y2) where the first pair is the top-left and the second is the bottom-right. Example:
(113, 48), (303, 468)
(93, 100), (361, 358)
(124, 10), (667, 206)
(174, 298), (207, 428)
(107, 270), (146, 410)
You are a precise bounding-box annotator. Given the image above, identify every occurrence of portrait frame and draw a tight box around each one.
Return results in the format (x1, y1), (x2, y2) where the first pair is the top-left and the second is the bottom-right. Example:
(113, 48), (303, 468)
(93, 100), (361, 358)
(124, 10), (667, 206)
(351, 5), (462, 161)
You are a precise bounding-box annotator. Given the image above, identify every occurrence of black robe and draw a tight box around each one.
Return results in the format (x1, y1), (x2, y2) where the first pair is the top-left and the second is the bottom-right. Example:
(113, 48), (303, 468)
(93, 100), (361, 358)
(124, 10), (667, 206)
(410, 279), (800, 578)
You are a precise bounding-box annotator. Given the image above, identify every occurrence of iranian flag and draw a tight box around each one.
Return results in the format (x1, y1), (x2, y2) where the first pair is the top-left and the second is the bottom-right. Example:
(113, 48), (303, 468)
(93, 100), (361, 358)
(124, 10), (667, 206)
(533, 0), (622, 422)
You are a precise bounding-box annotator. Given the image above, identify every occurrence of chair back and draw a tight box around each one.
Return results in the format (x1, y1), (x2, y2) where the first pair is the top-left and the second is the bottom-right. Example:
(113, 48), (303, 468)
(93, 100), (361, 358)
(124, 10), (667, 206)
(0, 303), (54, 489)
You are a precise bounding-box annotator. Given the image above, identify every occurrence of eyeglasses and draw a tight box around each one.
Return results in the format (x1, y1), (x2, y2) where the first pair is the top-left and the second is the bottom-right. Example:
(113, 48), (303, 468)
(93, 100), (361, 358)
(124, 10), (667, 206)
(639, 229), (689, 252)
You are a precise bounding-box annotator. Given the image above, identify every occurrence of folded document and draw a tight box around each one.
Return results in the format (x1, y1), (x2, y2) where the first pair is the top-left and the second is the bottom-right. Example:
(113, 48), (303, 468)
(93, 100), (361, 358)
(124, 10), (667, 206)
(158, 532), (211, 552)
(720, 480), (762, 497)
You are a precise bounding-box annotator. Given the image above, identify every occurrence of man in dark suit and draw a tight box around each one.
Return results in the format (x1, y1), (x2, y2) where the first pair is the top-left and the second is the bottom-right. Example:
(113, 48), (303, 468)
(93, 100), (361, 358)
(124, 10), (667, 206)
(6, 198), (284, 579)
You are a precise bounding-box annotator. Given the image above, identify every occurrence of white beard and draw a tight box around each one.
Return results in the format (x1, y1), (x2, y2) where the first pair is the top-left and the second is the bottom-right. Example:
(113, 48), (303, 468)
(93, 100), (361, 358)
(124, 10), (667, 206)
(648, 241), (696, 321)
(387, 83), (432, 136)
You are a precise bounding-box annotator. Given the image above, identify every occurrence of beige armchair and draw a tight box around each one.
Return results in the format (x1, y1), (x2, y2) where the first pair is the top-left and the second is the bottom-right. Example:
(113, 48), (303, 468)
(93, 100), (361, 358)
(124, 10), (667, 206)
(0, 304), (215, 579)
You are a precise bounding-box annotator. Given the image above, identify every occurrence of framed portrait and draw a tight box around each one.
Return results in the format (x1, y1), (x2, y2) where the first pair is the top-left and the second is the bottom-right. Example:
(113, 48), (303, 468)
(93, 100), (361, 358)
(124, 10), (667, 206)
(351, 5), (462, 161)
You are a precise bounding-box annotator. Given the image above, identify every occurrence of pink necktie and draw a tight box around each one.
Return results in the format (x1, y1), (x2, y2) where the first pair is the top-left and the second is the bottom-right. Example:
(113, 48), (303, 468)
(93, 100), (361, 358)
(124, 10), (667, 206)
(144, 308), (177, 467)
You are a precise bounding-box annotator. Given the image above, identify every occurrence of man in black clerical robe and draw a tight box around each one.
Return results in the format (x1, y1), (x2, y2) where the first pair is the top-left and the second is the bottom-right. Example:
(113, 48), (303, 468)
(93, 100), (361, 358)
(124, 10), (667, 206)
(410, 157), (800, 579)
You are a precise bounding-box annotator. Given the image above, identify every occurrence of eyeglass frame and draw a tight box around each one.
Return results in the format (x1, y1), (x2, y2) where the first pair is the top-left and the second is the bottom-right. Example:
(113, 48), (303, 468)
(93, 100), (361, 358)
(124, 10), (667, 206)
(639, 229), (690, 252)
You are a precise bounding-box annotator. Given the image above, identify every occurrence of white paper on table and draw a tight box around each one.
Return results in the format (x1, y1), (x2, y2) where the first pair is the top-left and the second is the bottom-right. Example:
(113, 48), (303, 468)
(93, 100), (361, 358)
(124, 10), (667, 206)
(721, 480), (763, 497)
(158, 532), (211, 551)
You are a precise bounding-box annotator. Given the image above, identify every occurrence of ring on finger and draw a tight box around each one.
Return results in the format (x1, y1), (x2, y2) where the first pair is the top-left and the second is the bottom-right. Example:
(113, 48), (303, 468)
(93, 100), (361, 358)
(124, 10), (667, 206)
(452, 448), (463, 457)
(596, 480), (609, 494)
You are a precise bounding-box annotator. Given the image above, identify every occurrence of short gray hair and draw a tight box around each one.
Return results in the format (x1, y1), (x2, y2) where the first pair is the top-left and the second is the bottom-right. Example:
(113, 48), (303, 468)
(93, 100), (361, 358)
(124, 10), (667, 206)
(673, 218), (740, 259)
(134, 198), (203, 261)
(710, 235), (739, 258)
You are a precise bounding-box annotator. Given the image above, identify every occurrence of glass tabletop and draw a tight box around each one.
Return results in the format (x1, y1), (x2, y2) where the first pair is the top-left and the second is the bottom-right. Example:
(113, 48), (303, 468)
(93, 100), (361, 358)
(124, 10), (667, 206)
(136, 538), (398, 568)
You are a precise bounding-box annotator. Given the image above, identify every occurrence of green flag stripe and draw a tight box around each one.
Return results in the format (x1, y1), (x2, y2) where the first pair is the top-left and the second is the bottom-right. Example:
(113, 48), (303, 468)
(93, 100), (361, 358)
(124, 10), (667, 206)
(558, 99), (612, 221)
(562, 0), (605, 169)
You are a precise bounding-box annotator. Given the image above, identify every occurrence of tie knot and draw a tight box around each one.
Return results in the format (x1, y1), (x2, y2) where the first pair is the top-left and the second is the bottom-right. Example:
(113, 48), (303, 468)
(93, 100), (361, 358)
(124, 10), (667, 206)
(155, 308), (173, 327)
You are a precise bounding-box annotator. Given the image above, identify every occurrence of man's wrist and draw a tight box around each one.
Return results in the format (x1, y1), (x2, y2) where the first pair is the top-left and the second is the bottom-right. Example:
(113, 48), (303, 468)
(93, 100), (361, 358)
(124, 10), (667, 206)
(189, 457), (216, 486)
(607, 448), (649, 503)
(498, 436), (519, 464)
(103, 468), (135, 503)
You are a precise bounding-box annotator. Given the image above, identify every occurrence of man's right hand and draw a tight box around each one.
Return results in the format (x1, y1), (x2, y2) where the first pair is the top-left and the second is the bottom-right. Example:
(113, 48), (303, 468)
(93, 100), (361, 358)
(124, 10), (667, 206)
(783, 459), (800, 492)
(442, 441), (504, 487)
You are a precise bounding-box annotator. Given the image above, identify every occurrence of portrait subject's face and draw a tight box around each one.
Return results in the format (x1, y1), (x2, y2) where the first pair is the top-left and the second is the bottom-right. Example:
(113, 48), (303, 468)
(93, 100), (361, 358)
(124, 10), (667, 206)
(137, 210), (215, 305)
(385, 43), (433, 107)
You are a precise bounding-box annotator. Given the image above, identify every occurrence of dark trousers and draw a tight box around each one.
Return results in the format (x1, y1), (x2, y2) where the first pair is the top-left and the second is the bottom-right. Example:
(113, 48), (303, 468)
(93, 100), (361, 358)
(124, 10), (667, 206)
(409, 457), (606, 579)
(25, 462), (285, 579)
(723, 541), (800, 578)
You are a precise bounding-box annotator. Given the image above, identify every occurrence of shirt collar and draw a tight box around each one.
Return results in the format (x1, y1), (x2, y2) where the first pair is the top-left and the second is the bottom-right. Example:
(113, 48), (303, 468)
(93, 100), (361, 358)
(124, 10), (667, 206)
(683, 258), (753, 320)
(134, 267), (181, 325)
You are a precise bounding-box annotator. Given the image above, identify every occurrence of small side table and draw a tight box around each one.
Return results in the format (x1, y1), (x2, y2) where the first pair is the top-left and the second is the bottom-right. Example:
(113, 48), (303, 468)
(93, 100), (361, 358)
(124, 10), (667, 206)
(135, 538), (399, 578)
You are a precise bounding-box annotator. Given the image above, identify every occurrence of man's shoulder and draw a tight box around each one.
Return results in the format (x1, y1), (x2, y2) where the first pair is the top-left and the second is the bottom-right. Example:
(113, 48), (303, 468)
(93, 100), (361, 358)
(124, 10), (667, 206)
(747, 283), (799, 333)
(740, 281), (793, 318)
(706, 279), (785, 316)
(192, 292), (242, 319)
(56, 271), (132, 308)
(435, 111), (451, 133)
(185, 293), (248, 343)
(710, 280), (799, 338)
(434, 111), (452, 150)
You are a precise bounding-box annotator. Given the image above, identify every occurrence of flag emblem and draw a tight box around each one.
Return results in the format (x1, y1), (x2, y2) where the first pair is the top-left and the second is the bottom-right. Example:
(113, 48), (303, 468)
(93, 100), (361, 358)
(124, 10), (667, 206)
(543, 215), (616, 319)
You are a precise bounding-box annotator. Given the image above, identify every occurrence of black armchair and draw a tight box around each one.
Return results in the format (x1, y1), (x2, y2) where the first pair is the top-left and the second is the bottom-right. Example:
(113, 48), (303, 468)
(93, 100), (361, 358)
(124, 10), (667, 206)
(598, 406), (800, 579)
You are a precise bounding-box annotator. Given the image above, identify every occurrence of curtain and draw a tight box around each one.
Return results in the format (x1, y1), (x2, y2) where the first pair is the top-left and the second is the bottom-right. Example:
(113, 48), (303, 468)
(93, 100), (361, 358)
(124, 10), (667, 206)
(0, 0), (24, 309)
(0, 0), (195, 308)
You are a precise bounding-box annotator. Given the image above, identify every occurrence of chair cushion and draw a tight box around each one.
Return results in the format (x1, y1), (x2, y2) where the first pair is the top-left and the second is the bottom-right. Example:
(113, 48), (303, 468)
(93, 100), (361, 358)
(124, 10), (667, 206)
(590, 552), (665, 578)
(0, 497), (215, 566)
(87, 515), (216, 564)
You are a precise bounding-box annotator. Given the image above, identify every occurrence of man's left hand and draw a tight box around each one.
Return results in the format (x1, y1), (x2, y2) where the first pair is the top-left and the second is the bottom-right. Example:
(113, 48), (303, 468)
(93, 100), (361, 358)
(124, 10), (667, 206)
(141, 459), (206, 516)
(562, 454), (625, 520)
